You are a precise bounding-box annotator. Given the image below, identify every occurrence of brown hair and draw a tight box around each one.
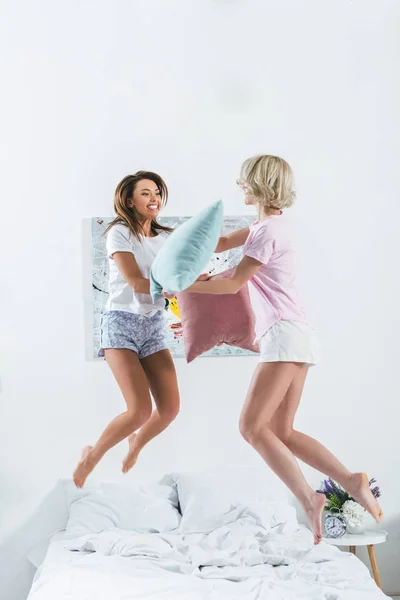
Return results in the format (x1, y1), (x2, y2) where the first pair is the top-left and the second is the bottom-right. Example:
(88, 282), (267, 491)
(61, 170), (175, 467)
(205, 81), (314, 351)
(105, 171), (173, 240)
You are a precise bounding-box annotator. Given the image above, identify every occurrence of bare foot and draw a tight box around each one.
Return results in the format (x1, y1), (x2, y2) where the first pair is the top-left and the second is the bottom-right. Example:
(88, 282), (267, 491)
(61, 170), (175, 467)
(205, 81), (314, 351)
(305, 492), (326, 545)
(347, 473), (383, 523)
(73, 446), (94, 488)
(122, 433), (139, 474)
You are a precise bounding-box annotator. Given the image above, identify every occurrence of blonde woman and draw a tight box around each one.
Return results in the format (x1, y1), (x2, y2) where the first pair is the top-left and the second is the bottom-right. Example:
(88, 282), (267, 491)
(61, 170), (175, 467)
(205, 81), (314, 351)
(73, 172), (180, 487)
(186, 155), (383, 543)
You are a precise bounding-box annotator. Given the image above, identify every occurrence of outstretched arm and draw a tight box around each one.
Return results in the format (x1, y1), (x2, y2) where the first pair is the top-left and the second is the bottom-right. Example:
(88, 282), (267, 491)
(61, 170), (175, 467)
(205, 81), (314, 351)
(187, 255), (261, 295)
(215, 227), (250, 253)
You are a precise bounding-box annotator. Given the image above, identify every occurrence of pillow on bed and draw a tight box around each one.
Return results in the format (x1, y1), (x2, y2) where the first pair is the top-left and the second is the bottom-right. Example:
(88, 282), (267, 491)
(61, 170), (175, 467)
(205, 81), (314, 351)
(150, 200), (224, 302)
(171, 467), (293, 533)
(177, 268), (259, 362)
(65, 481), (180, 537)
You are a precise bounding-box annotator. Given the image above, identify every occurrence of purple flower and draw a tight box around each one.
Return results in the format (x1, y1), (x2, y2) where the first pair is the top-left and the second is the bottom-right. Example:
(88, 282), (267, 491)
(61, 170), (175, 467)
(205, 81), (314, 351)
(317, 476), (382, 505)
(318, 479), (335, 497)
(371, 486), (381, 499)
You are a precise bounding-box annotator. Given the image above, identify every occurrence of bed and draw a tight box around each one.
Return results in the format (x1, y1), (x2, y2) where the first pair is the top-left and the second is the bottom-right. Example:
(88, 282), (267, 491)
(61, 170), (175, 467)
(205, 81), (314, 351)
(27, 469), (388, 600)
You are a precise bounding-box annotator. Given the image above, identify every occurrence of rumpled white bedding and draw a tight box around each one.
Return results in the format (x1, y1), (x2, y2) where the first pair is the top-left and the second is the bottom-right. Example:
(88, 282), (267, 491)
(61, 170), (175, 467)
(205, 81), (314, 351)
(28, 506), (387, 600)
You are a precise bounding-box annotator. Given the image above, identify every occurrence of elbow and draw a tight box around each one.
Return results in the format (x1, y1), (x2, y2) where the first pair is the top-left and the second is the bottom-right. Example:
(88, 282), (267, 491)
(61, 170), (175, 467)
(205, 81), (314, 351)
(129, 278), (144, 293)
(215, 237), (226, 253)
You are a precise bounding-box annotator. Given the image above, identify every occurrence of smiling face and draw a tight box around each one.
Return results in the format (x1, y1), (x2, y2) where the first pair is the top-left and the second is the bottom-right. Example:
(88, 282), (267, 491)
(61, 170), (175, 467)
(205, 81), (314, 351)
(127, 178), (162, 220)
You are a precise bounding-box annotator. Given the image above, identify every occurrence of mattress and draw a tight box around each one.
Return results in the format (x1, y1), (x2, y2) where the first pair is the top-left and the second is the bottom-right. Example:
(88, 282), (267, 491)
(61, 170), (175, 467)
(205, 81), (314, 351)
(27, 522), (388, 600)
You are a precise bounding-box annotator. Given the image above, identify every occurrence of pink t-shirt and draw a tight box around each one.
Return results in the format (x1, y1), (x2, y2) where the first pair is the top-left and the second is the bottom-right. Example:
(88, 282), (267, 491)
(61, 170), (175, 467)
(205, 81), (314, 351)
(243, 214), (307, 341)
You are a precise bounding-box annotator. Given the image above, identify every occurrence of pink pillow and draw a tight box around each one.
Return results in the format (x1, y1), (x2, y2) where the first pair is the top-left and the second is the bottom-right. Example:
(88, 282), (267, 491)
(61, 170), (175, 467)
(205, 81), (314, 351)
(176, 268), (259, 363)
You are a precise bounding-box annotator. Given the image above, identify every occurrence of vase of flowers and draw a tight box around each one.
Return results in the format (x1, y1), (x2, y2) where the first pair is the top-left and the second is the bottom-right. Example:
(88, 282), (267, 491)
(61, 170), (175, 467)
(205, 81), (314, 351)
(318, 478), (381, 534)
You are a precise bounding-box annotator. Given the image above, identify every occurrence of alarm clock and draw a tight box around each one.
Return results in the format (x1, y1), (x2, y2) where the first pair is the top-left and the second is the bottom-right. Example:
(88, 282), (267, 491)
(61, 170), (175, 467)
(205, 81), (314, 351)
(324, 512), (347, 538)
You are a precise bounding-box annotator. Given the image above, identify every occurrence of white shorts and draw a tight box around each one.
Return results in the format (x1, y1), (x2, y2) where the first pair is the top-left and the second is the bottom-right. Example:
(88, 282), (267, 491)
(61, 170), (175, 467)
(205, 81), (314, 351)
(259, 320), (320, 366)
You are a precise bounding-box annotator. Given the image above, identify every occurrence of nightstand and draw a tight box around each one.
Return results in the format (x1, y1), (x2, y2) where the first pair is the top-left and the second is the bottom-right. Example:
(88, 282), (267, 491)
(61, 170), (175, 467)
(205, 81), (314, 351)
(324, 529), (387, 588)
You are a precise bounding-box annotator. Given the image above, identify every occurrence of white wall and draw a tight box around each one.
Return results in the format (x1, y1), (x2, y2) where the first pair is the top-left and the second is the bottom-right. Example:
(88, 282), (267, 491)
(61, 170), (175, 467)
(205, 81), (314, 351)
(1, 0), (400, 597)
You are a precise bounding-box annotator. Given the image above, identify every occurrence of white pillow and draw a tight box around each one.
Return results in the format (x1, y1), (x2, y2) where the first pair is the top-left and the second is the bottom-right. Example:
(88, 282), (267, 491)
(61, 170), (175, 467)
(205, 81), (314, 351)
(65, 480), (180, 537)
(172, 467), (291, 533)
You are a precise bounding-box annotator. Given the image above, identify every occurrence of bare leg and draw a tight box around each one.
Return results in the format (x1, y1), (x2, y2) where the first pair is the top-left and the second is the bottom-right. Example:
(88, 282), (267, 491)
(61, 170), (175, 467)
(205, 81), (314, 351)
(271, 368), (383, 523)
(122, 349), (180, 472)
(239, 362), (325, 544)
(271, 368), (353, 483)
(73, 349), (152, 487)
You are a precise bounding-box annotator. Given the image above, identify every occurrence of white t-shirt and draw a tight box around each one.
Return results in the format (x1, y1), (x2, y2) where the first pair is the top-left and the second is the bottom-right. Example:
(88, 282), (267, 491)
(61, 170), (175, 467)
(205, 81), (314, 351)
(105, 223), (169, 316)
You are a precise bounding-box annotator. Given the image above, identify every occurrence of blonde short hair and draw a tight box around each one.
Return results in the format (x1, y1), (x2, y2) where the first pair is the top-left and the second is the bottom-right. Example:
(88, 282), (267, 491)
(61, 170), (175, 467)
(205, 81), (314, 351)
(238, 155), (296, 209)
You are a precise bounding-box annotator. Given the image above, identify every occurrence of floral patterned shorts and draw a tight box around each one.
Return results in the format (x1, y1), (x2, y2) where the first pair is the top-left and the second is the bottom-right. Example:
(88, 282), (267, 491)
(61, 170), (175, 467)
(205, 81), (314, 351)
(98, 310), (168, 359)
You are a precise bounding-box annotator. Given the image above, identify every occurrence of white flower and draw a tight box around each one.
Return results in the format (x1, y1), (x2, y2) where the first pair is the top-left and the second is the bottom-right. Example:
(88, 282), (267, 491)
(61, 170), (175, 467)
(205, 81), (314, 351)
(342, 500), (366, 527)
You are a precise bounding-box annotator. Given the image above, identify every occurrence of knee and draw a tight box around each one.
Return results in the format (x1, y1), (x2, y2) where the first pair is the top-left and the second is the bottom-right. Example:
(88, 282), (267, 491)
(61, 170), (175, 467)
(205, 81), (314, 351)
(239, 417), (264, 445)
(159, 402), (180, 424)
(274, 427), (294, 446)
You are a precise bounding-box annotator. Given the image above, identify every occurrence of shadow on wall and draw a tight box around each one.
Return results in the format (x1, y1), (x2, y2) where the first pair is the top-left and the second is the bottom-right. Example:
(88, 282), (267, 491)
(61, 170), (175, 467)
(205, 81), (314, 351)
(0, 480), (68, 600)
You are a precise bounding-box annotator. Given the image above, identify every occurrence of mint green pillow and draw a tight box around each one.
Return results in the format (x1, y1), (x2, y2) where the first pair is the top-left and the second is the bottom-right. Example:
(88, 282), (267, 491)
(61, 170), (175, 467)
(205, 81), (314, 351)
(150, 200), (223, 302)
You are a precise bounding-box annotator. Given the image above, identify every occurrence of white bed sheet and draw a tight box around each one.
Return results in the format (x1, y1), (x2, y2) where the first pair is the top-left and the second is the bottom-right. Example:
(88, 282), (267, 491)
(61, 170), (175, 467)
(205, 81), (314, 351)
(28, 514), (388, 600)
